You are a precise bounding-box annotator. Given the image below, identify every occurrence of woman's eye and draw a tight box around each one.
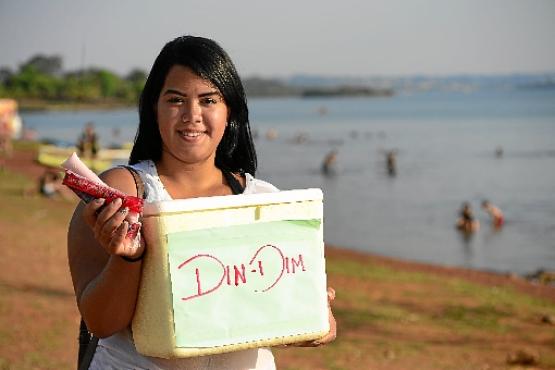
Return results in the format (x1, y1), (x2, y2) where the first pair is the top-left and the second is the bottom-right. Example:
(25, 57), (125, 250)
(167, 96), (183, 104)
(201, 97), (218, 105)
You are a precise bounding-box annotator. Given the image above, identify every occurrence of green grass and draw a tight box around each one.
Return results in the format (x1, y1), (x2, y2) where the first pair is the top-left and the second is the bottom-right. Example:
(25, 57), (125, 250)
(334, 305), (411, 330)
(439, 304), (511, 332)
(0, 357), (10, 370)
(327, 245), (555, 342)
(327, 258), (437, 284)
(330, 253), (555, 309)
(21, 351), (68, 370)
(445, 279), (555, 314)
(0, 168), (75, 225)
(0, 168), (30, 197)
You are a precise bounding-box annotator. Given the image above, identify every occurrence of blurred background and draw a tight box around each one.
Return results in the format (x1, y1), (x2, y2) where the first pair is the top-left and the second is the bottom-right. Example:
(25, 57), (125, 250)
(1, 0), (554, 274)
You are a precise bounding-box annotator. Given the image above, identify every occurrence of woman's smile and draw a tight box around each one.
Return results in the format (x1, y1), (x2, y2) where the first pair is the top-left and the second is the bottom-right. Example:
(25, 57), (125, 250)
(177, 129), (207, 142)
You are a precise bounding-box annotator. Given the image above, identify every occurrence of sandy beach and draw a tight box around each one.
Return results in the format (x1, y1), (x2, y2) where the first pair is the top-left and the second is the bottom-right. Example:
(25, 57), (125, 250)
(1, 142), (554, 370)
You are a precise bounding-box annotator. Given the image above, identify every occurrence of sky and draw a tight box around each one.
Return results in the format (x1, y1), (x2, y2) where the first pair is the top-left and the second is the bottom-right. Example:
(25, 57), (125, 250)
(1, 0), (554, 78)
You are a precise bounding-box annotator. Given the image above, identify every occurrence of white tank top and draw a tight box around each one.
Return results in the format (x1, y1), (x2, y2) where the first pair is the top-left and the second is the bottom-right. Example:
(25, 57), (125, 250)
(90, 160), (278, 370)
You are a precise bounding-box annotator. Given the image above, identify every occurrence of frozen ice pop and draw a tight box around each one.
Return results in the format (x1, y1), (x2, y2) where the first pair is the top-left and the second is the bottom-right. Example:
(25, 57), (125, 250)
(61, 153), (143, 243)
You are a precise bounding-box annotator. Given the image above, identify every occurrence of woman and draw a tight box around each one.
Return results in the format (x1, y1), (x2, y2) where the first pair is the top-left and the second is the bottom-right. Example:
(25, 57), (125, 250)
(68, 36), (336, 370)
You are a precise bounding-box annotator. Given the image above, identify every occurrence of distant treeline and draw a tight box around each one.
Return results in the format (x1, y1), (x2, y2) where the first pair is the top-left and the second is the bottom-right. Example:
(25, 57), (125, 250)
(0, 55), (147, 106)
(0, 54), (395, 109)
(242, 77), (394, 98)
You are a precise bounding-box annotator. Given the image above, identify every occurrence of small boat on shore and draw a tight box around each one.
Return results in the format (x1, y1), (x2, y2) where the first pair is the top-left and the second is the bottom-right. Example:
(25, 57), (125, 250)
(37, 144), (130, 172)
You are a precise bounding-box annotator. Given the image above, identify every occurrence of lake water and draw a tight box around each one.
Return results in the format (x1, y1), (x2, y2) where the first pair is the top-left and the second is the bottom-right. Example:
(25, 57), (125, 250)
(21, 89), (555, 274)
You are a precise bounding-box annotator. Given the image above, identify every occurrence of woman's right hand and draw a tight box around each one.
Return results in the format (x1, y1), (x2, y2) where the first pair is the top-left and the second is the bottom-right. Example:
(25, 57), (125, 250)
(82, 197), (144, 260)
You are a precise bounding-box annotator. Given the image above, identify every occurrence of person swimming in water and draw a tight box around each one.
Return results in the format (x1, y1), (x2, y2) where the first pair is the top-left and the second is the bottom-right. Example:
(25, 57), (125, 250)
(456, 202), (480, 233)
(481, 200), (504, 229)
(321, 149), (338, 176)
(385, 150), (397, 177)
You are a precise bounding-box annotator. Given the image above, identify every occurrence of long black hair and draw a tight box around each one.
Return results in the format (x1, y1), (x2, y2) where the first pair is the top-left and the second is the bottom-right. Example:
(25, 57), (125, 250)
(129, 36), (257, 175)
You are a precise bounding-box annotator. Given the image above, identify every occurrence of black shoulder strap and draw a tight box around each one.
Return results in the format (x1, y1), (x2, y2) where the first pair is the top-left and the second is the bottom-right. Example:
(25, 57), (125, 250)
(77, 319), (98, 370)
(123, 165), (147, 199)
(223, 170), (245, 195)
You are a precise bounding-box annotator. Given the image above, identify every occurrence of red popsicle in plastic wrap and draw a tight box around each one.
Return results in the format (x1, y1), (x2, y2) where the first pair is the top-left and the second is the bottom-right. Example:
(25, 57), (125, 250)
(61, 153), (144, 243)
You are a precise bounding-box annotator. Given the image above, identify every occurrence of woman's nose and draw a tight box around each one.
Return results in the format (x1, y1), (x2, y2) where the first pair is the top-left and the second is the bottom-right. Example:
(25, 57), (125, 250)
(182, 100), (202, 122)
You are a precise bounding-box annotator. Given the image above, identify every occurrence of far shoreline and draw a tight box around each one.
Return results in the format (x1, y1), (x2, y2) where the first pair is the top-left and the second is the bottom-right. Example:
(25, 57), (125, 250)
(16, 91), (395, 112)
(325, 245), (555, 303)
(17, 99), (136, 112)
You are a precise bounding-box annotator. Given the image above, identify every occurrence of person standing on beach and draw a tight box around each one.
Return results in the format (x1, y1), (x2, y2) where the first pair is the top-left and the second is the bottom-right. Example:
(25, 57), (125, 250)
(67, 36), (336, 370)
(77, 122), (99, 159)
(482, 200), (504, 229)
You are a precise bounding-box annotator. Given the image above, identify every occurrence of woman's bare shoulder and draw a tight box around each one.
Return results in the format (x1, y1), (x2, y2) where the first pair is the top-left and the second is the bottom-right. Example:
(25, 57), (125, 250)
(99, 167), (138, 197)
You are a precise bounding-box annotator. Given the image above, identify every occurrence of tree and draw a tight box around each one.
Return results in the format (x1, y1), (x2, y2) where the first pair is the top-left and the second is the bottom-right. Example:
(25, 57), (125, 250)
(7, 65), (61, 99)
(19, 55), (63, 77)
(0, 67), (13, 84)
(1, 54), (144, 104)
(125, 68), (147, 102)
(96, 69), (121, 97)
(125, 69), (147, 83)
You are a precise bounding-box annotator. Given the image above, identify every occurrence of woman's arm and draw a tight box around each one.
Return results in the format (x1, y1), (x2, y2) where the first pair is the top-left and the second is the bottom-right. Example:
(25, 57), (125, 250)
(67, 167), (145, 338)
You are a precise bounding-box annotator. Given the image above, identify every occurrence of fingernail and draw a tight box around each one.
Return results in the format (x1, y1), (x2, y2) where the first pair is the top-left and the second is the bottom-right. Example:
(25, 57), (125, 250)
(96, 198), (105, 205)
(119, 207), (129, 214)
